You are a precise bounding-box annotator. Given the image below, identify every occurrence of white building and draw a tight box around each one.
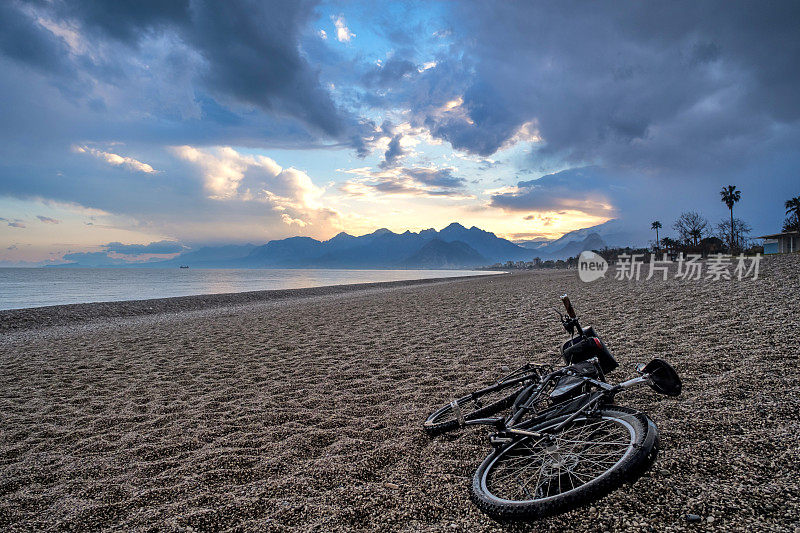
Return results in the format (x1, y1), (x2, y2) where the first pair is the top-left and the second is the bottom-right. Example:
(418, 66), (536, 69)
(758, 231), (799, 254)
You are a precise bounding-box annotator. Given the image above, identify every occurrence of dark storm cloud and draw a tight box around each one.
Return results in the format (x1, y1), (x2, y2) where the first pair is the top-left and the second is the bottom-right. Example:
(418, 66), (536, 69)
(0, 2), (71, 75)
(57, 0), (191, 44)
(398, 1), (800, 169)
(2, 0), (352, 140)
(490, 167), (618, 217)
(104, 240), (186, 255)
(186, 1), (345, 137)
(425, 81), (518, 157)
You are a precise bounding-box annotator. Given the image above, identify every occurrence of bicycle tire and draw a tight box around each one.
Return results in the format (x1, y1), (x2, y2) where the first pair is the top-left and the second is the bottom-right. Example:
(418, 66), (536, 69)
(423, 381), (525, 436)
(470, 406), (657, 520)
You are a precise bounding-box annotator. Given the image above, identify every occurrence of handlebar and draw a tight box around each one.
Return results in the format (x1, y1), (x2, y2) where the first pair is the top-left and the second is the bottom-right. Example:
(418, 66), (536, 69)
(560, 294), (576, 318)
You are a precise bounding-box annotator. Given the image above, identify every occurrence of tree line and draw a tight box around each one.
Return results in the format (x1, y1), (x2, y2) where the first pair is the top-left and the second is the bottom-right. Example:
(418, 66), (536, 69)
(651, 188), (800, 256)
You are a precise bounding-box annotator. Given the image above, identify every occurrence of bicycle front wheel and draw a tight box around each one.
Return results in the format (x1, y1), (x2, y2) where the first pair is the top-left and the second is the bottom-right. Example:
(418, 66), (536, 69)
(471, 406), (657, 520)
(423, 380), (524, 436)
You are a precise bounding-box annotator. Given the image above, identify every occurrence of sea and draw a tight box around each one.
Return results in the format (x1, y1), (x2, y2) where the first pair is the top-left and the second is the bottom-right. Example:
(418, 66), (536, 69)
(0, 268), (499, 311)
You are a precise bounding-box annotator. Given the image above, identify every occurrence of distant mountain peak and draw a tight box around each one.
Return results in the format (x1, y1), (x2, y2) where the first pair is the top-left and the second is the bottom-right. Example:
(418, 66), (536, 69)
(371, 228), (393, 236)
(443, 222), (466, 230)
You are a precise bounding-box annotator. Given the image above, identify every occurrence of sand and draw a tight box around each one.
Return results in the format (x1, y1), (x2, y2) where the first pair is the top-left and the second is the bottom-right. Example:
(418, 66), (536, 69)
(1, 256), (798, 531)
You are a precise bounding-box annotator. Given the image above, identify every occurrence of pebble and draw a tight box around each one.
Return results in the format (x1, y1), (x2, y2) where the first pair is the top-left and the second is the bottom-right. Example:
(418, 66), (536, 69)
(686, 514), (702, 523)
(385, 482), (399, 490)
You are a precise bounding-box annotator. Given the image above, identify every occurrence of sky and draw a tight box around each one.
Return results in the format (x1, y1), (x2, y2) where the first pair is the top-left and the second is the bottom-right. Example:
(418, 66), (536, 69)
(0, 0), (798, 265)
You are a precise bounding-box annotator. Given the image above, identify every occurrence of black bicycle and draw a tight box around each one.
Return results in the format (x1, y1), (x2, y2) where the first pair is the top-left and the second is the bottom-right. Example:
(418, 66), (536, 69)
(424, 295), (682, 520)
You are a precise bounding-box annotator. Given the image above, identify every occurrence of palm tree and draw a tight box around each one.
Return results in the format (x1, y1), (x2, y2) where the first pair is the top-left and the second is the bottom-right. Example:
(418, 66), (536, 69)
(660, 237), (678, 252)
(720, 185), (741, 250)
(786, 196), (800, 232)
(651, 221), (662, 251)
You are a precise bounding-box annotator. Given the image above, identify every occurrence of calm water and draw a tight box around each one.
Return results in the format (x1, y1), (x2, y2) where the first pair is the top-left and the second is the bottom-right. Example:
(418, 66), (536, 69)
(0, 268), (498, 310)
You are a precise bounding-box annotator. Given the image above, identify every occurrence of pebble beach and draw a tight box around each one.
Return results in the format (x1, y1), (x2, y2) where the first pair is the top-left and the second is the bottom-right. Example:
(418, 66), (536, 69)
(1, 254), (798, 531)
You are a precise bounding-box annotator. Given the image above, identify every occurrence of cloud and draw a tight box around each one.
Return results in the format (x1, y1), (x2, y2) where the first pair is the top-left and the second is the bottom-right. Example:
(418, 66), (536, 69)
(332, 14), (354, 43)
(1, 217), (26, 228)
(489, 167), (617, 218)
(380, 134), (406, 169)
(73, 145), (157, 173)
(339, 165), (468, 198)
(170, 145), (341, 235)
(104, 240), (185, 255)
(61, 251), (121, 266)
(365, 2), (800, 171)
(0, 1), (71, 76)
(363, 56), (417, 88)
(36, 215), (61, 224)
(281, 213), (308, 227)
(0, 0), (356, 144)
(171, 146), (324, 210)
(402, 167), (465, 188)
(172, 145), (255, 199)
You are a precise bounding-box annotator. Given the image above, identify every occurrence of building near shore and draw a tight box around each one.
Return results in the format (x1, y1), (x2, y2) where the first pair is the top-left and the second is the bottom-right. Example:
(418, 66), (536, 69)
(757, 231), (799, 254)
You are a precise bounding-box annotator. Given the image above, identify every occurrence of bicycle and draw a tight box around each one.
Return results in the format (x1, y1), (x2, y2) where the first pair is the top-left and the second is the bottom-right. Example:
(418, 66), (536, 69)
(423, 295), (682, 520)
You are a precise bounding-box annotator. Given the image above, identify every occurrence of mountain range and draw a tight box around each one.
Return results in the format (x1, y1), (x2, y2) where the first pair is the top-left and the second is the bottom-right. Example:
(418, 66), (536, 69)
(54, 221), (628, 269)
(130, 223), (531, 269)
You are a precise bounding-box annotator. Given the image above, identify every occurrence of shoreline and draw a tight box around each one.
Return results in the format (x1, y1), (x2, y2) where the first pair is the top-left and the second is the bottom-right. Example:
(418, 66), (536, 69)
(0, 272), (505, 333)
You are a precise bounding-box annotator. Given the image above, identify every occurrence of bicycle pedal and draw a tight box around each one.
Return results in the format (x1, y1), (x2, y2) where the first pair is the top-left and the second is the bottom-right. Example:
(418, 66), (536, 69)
(490, 435), (513, 446)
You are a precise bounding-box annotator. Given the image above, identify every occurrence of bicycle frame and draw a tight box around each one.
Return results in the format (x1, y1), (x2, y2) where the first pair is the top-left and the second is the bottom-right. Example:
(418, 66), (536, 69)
(464, 358), (667, 441)
(460, 363), (553, 403)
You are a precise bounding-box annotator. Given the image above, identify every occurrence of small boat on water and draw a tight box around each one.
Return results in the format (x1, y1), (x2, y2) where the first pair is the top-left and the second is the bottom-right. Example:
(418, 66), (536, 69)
(179, 265), (189, 269)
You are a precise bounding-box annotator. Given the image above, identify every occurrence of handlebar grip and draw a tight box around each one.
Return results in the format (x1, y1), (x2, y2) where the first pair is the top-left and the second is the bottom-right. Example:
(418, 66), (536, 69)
(561, 294), (576, 318)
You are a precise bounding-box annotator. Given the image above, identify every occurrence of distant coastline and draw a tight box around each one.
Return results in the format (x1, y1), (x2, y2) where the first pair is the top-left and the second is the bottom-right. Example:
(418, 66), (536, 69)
(0, 267), (502, 312)
(0, 271), (504, 331)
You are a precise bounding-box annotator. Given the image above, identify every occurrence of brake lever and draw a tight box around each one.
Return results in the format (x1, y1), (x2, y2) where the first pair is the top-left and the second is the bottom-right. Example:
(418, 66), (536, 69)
(553, 307), (576, 335)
